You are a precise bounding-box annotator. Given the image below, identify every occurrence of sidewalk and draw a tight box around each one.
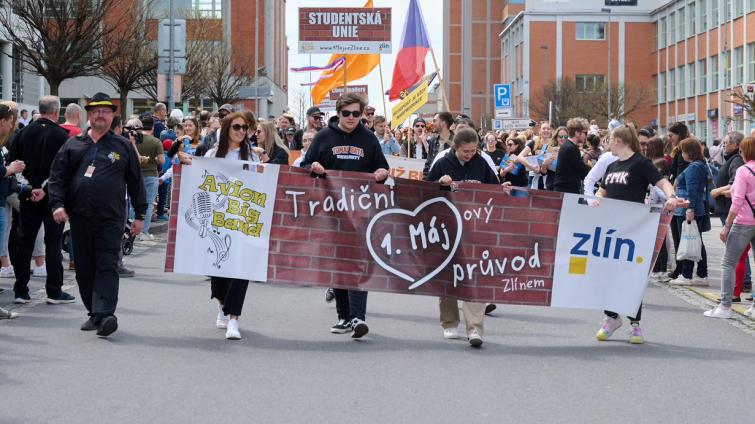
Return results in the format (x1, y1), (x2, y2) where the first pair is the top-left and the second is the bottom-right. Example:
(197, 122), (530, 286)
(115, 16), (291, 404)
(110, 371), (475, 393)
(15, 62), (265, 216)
(663, 217), (754, 319)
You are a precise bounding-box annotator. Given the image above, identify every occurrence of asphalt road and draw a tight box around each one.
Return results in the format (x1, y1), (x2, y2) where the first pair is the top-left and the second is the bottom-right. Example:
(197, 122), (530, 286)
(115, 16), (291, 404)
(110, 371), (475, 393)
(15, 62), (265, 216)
(1, 231), (754, 424)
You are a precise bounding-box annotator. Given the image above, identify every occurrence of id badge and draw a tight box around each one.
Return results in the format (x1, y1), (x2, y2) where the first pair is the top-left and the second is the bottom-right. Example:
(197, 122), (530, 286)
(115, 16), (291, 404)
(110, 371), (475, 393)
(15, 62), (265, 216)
(84, 165), (95, 178)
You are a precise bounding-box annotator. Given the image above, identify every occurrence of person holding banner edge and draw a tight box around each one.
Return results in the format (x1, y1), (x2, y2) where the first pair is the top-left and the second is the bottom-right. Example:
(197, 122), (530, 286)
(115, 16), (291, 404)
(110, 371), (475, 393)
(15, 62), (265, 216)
(426, 128), (509, 348)
(300, 92), (390, 339)
(178, 112), (258, 340)
(593, 125), (685, 344)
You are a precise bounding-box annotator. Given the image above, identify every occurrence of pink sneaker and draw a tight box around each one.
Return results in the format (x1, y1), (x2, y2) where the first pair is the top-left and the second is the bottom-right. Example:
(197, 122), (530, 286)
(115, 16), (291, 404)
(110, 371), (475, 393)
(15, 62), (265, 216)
(596, 316), (622, 341)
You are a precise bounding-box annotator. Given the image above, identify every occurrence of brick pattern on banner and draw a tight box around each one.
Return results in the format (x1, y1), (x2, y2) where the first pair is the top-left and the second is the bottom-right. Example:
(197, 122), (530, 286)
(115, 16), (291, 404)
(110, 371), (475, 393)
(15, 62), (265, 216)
(166, 164), (671, 307)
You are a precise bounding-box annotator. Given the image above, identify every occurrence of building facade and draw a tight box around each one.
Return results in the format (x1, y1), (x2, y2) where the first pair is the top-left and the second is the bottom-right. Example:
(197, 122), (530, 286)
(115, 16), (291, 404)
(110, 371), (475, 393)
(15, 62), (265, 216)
(653, 0), (755, 140)
(55, 0), (289, 117)
(0, 7), (48, 112)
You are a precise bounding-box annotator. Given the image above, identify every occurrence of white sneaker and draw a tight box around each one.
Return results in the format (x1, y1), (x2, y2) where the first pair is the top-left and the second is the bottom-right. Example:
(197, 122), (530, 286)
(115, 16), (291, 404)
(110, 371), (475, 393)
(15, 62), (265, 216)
(468, 329), (483, 347)
(703, 305), (733, 319)
(669, 276), (694, 286)
(0, 266), (14, 278)
(656, 273), (671, 282)
(745, 304), (754, 318)
(225, 319), (241, 340)
(138, 233), (154, 241)
(693, 276), (709, 286)
(216, 309), (229, 329)
(648, 273), (659, 283)
(443, 327), (459, 339)
(32, 265), (46, 278)
(596, 316), (623, 341)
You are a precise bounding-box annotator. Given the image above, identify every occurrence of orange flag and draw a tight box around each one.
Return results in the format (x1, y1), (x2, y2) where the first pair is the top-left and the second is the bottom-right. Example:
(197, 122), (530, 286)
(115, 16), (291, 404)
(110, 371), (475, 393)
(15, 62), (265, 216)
(311, 0), (380, 106)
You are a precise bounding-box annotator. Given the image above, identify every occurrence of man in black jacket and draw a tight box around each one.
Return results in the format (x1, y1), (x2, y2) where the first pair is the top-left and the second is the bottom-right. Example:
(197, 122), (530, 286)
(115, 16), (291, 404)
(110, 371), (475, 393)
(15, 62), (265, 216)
(48, 93), (147, 338)
(300, 92), (389, 339)
(553, 117), (590, 194)
(422, 111), (454, 175)
(9, 95), (76, 305)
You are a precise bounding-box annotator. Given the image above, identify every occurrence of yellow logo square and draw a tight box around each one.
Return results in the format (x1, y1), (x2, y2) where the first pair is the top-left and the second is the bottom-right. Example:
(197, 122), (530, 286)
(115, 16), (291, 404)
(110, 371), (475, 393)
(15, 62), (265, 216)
(569, 256), (587, 275)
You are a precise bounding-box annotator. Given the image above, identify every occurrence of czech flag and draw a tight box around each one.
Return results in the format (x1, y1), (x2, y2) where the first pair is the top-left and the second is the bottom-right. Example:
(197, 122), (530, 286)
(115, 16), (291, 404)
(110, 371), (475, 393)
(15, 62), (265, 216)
(388, 0), (431, 101)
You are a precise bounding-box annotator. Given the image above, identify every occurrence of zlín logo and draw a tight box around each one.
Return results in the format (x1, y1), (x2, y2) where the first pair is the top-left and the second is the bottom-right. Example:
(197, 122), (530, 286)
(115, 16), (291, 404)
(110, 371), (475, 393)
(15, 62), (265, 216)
(568, 227), (643, 275)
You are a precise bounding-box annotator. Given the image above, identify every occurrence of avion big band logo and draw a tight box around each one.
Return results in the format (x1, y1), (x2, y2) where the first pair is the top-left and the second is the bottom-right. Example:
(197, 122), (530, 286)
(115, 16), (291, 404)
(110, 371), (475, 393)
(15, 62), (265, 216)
(568, 226), (643, 275)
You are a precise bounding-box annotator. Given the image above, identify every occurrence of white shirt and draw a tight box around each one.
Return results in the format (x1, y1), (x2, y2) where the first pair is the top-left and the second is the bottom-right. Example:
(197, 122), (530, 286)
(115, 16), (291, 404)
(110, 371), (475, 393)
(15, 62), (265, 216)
(583, 151), (618, 196)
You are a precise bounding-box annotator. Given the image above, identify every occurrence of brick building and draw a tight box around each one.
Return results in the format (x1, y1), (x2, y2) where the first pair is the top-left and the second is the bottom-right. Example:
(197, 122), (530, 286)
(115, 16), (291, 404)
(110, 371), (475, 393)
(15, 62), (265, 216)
(56, 0), (289, 117)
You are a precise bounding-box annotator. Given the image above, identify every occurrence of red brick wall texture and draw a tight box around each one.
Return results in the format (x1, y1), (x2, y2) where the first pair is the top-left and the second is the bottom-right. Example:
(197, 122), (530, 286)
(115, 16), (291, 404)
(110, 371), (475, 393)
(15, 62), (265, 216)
(166, 165), (670, 307)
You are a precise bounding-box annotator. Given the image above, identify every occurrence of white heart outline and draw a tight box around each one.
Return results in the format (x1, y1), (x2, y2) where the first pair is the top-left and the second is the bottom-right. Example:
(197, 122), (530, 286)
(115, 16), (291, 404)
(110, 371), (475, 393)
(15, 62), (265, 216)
(365, 197), (463, 291)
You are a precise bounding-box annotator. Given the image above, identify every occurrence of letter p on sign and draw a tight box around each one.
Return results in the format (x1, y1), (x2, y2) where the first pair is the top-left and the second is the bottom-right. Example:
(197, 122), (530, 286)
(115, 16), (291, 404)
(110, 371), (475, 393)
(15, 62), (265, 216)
(494, 84), (511, 108)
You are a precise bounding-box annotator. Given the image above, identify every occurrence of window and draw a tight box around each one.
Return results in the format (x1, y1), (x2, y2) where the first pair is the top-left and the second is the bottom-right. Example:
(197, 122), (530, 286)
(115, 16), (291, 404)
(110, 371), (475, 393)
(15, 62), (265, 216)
(668, 12), (676, 44)
(689, 62), (696, 96)
(192, 0), (222, 18)
(698, 59), (707, 94)
(576, 74), (605, 92)
(576, 22), (605, 40)
(735, 0), (744, 16)
(750, 0), (755, 12)
(150, 0), (222, 19)
(659, 18), (667, 49)
(700, 0), (707, 32)
(711, 55), (719, 90)
(711, 0), (719, 26)
(748, 43), (755, 83)
(689, 2), (696, 34)
(659, 72), (666, 103)
(734, 46), (744, 85)
(724, 0), (732, 21)
(678, 65), (686, 99)
(723, 50), (731, 87)
(699, 121), (707, 144)
(678, 7), (686, 39)
(669, 69), (676, 99)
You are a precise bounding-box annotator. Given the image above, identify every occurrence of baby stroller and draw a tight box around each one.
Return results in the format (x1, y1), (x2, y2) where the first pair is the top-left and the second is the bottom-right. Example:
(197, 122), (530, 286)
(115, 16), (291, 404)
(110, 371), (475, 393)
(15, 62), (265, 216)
(62, 219), (136, 256)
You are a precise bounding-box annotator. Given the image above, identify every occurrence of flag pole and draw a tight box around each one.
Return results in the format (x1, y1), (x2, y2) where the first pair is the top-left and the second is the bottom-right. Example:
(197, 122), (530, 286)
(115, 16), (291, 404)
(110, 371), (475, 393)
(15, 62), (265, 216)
(343, 55), (348, 94)
(378, 57), (389, 125)
(429, 48), (450, 112)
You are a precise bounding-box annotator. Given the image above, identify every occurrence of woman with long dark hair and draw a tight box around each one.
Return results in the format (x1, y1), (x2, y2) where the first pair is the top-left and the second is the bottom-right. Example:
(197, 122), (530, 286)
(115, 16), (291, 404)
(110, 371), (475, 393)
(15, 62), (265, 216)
(669, 138), (710, 286)
(500, 135), (528, 188)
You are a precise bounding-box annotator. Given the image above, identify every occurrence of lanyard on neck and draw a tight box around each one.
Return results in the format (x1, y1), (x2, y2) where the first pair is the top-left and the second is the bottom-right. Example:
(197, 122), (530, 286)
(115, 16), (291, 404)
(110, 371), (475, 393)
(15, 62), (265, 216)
(90, 146), (98, 166)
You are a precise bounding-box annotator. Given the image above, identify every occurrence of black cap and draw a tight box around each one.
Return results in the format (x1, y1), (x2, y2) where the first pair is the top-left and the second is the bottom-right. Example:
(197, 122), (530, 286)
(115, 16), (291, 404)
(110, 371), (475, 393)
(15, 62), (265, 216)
(306, 106), (324, 117)
(286, 127), (296, 134)
(85, 93), (117, 112)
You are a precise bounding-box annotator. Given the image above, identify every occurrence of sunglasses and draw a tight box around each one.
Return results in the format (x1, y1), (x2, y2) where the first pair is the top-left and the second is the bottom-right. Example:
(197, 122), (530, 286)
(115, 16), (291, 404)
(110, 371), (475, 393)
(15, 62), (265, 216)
(414, 124), (426, 128)
(255, 129), (263, 134)
(507, 143), (516, 146)
(231, 124), (249, 132)
(558, 135), (568, 139)
(365, 112), (374, 116)
(340, 110), (362, 118)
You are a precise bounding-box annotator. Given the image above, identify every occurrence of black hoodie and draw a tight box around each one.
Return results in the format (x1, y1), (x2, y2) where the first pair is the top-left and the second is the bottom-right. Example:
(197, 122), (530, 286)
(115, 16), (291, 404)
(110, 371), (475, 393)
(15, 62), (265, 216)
(300, 121), (388, 173)
(425, 149), (500, 185)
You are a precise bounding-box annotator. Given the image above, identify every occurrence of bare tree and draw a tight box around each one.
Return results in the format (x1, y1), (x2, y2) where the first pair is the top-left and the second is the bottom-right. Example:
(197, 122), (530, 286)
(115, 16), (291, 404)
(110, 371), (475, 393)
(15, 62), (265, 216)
(100, 1), (157, 116)
(294, 88), (312, 124)
(726, 86), (755, 123)
(0, 0), (123, 95)
(531, 77), (654, 126)
(204, 41), (251, 107)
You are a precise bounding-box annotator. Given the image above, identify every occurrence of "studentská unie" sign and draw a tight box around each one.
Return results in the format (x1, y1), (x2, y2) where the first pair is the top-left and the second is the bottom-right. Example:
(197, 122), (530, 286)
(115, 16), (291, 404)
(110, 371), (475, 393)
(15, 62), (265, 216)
(298, 7), (392, 54)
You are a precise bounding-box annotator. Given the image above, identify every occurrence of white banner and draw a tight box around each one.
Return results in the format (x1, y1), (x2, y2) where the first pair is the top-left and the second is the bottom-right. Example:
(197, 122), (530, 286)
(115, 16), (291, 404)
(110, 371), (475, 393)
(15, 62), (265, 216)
(551, 194), (661, 316)
(386, 156), (426, 180)
(173, 157), (280, 281)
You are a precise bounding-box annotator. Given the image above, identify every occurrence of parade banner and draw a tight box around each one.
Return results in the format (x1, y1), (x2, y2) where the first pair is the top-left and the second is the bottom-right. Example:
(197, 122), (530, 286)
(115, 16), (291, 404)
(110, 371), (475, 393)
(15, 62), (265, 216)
(170, 157), (279, 281)
(386, 156), (425, 181)
(166, 161), (670, 316)
(391, 80), (428, 126)
(299, 8), (392, 54)
(330, 85), (369, 101)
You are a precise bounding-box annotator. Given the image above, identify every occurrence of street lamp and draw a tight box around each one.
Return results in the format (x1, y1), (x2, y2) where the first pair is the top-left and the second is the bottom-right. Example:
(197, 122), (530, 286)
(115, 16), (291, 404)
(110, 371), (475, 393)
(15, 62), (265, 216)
(601, 8), (612, 121)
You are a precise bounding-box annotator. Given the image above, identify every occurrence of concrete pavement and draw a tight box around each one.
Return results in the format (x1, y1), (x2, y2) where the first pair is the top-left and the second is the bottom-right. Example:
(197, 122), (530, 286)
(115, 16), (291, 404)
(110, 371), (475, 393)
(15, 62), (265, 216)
(1, 220), (754, 423)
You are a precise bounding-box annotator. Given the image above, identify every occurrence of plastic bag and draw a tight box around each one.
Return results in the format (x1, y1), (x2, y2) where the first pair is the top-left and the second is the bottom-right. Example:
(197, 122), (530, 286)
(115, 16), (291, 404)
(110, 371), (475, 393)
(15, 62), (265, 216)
(677, 220), (702, 262)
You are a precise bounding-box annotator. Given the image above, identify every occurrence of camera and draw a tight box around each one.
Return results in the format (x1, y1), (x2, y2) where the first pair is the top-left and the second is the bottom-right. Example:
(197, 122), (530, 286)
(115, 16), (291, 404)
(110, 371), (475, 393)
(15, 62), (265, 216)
(122, 126), (143, 144)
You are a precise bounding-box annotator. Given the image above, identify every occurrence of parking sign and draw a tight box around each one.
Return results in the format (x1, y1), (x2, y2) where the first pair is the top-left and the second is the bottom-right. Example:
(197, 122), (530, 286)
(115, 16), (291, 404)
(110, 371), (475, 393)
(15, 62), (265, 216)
(494, 84), (511, 108)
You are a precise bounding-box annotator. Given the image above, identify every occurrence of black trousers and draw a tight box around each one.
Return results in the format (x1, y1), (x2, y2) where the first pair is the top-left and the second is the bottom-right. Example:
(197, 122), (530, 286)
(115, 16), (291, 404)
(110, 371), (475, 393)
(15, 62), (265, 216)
(12, 201), (64, 297)
(334, 289), (367, 321)
(652, 241), (668, 273)
(210, 277), (249, 316)
(70, 215), (122, 321)
(605, 304), (643, 322)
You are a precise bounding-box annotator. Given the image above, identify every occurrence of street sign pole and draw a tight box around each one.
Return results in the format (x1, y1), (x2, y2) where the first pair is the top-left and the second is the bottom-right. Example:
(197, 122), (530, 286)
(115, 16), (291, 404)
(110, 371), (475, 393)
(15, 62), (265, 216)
(168, 0), (175, 110)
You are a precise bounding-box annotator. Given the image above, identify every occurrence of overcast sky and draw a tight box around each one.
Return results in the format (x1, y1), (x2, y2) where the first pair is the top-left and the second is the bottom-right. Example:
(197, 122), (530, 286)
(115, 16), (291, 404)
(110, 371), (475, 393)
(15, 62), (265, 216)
(285, 0), (443, 121)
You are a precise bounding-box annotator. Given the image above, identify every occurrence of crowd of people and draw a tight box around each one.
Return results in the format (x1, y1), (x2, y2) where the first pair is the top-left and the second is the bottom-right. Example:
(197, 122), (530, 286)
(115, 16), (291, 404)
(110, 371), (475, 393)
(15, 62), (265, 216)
(1, 90), (754, 346)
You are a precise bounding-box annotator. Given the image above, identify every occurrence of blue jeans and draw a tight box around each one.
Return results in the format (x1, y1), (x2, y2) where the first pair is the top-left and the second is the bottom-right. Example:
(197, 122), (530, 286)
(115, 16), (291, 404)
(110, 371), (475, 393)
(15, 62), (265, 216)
(130, 176), (159, 234)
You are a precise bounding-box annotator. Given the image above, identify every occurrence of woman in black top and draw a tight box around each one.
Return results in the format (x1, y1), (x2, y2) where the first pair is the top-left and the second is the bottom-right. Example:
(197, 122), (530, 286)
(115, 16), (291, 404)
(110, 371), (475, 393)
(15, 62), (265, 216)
(426, 128), (501, 347)
(254, 121), (290, 165)
(482, 132), (505, 169)
(594, 125), (683, 345)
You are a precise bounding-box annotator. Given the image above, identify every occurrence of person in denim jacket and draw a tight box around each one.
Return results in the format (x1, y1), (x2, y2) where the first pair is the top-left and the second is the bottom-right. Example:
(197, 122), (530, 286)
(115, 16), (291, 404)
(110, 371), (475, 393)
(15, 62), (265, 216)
(670, 138), (710, 285)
